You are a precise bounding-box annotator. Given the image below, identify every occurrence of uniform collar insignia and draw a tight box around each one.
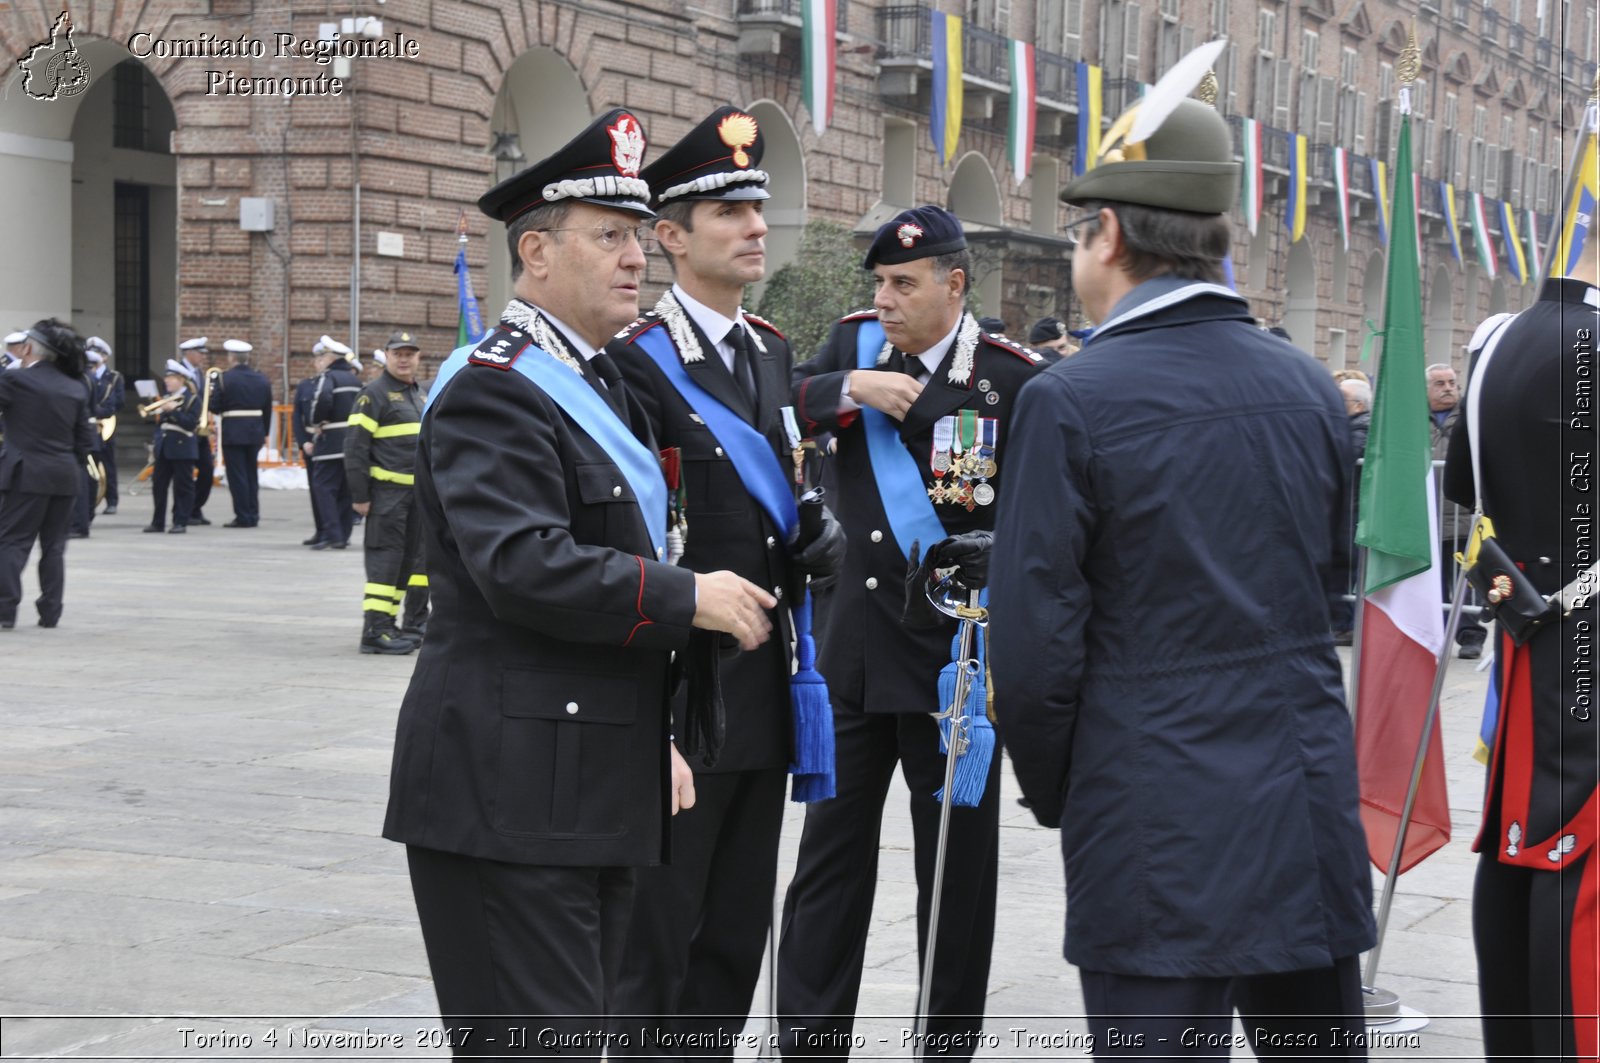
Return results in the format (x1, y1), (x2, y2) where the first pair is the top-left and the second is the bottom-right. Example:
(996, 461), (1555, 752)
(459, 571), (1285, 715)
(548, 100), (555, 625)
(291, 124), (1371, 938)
(500, 299), (584, 376)
(654, 290), (706, 366)
(946, 314), (980, 387)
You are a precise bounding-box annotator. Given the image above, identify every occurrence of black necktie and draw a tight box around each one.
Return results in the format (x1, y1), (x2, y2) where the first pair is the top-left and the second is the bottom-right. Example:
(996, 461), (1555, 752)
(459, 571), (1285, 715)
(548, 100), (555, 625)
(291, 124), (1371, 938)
(726, 325), (758, 406)
(903, 354), (929, 383)
(587, 351), (628, 419)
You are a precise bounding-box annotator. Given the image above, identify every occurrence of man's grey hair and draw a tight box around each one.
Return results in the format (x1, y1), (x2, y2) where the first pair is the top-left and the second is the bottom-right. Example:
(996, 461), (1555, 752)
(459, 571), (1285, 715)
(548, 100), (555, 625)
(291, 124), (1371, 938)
(1339, 376), (1372, 409)
(1424, 362), (1456, 377)
(230, 351), (250, 366)
(507, 202), (571, 282)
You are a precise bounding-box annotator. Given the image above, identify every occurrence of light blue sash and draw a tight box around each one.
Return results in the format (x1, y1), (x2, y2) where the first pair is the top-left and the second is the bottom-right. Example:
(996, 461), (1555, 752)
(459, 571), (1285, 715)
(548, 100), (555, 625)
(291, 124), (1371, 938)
(633, 326), (799, 541)
(428, 340), (668, 561)
(853, 319), (947, 560)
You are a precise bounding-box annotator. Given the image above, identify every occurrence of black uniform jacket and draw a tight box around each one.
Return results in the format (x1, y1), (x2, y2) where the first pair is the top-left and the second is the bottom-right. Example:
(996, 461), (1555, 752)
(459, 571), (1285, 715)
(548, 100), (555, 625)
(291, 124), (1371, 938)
(1445, 277), (1600, 867)
(212, 365), (274, 448)
(344, 370), (424, 506)
(987, 284), (1374, 979)
(89, 368), (124, 422)
(309, 364), (362, 461)
(152, 389), (201, 462)
(0, 364), (98, 495)
(382, 318), (700, 867)
(292, 377), (318, 453)
(792, 310), (1045, 715)
(609, 295), (796, 772)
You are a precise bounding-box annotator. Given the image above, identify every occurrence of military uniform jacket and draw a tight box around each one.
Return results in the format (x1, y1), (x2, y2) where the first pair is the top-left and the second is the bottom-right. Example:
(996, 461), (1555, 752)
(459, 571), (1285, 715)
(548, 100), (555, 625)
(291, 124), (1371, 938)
(608, 294), (796, 772)
(344, 371), (425, 505)
(1445, 277), (1600, 874)
(292, 377), (318, 452)
(211, 365), (274, 448)
(89, 369), (124, 421)
(792, 309), (1045, 715)
(309, 364), (362, 461)
(153, 389), (201, 462)
(0, 364), (98, 495)
(986, 282), (1375, 979)
(382, 307), (699, 867)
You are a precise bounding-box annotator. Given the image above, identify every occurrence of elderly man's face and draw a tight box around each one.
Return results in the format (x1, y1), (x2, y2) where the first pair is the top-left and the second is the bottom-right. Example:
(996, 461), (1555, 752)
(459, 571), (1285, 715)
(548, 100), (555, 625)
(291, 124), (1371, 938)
(1426, 368), (1459, 412)
(517, 203), (649, 349)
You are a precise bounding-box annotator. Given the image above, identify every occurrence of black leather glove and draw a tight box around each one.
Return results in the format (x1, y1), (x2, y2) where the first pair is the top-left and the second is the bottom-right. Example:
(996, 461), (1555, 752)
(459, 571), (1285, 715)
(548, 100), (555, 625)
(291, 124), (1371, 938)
(792, 504), (846, 592)
(924, 530), (994, 588)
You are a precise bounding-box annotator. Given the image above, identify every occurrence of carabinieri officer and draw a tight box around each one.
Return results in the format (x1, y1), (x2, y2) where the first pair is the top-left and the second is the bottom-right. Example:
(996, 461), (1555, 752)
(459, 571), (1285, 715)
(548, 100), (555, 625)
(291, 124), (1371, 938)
(381, 108), (778, 1059)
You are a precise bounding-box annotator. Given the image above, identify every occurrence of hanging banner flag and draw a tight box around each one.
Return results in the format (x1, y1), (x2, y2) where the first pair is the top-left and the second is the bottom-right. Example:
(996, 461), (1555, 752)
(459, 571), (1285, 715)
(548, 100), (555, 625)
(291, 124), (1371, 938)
(1440, 181), (1463, 263)
(1525, 207), (1544, 277)
(1285, 132), (1308, 243)
(801, 0), (836, 136)
(1354, 109), (1452, 875)
(1007, 39), (1036, 185)
(1499, 199), (1529, 284)
(1074, 61), (1103, 176)
(454, 219), (484, 347)
(1333, 146), (1352, 250)
(1372, 158), (1391, 247)
(930, 11), (964, 165)
(1241, 118), (1263, 235)
(1470, 191), (1498, 277)
(1555, 119), (1598, 277)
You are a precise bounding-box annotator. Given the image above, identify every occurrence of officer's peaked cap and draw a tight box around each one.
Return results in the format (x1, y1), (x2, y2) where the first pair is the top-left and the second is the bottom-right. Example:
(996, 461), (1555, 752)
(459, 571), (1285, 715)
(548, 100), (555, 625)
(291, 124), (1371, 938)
(863, 205), (968, 271)
(478, 108), (654, 224)
(643, 106), (770, 207)
(385, 329), (420, 351)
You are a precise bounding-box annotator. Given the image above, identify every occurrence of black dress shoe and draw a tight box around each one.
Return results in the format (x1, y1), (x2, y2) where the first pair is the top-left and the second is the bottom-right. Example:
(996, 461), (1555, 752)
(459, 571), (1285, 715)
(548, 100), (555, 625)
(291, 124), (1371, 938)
(168, 526), (187, 534)
(223, 519), (256, 528)
(0, 619), (14, 630)
(1458, 642), (1483, 660)
(311, 539), (334, 550)
(330, 540), (349, 549)
(302, 536), (323, 546)
(142, 524), (164, 533)
(67, 531), (88, 540)
(102, 504), (118, 515)
(37, 618), (58, 629)
(190, 515), (211, 526)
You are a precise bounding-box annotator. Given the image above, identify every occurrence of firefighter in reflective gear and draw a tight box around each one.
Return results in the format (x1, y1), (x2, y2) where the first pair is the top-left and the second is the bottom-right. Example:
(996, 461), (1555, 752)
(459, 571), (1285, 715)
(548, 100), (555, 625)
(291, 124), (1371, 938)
(346, 330), (429, 654)
(308, 342), (362, 549)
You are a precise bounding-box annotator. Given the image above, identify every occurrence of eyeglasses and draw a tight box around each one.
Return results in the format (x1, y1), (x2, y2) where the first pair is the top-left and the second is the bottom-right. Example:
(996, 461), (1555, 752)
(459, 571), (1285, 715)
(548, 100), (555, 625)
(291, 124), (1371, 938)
(1063, 214), (1100, 248)
(534, 222), (658, 254)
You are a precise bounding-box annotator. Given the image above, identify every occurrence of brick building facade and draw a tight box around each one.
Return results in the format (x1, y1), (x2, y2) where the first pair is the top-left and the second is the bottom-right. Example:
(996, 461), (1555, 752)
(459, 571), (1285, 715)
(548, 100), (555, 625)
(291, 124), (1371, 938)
(1, 0), (1594, 404)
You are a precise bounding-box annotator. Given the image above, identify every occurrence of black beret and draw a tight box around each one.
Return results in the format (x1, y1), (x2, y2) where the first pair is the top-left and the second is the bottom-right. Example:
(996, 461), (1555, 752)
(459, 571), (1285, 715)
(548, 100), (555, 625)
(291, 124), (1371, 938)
(862, 205), (968, 270)
(977, 317), (1006, 334)
(644, 105), (771, 207)
(478, 108), (654, 224)
(1028, 317), (1065, 344)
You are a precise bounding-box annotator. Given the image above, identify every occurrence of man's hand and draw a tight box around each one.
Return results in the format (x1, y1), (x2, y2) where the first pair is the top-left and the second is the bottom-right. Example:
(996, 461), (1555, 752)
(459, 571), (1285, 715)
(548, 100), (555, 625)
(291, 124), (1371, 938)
(792, 505), (846, 591)
(352, 501), (371, 517)
(848, 369), (923, 420)
(669, 744), (697, 815)
(692, 571), (777, 651)
(301, 441), (314, 457)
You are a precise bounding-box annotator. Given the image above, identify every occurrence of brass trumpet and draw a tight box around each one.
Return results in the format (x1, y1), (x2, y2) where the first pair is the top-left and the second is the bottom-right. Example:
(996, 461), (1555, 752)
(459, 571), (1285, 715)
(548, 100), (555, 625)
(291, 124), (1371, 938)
(138, 393), (184, 418)
(197, 367), (221, 437)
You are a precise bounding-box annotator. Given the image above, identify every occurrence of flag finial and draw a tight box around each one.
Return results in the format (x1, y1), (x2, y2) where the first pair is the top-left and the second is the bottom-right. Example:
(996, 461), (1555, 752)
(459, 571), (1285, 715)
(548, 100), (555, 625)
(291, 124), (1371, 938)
(1398, 23), (1421, 84)
(1196, 69), (1219, 106)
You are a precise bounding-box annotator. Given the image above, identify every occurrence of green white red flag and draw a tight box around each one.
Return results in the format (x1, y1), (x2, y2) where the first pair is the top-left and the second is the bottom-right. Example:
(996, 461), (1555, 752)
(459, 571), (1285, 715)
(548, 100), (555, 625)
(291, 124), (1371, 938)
(801, 0), (835, 136)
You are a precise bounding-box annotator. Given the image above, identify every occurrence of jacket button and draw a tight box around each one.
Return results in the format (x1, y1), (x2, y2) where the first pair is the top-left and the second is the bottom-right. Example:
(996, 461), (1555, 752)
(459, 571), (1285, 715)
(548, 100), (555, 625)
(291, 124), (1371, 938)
(714, 446), (725, 458)
(611, 485), (622, 497)
(774, 586), (784, 600)
(865, 577), (878, 590)
(870, 530), (883, 543)
(565, 702), (579, 714)
(766, 536), (777, 548)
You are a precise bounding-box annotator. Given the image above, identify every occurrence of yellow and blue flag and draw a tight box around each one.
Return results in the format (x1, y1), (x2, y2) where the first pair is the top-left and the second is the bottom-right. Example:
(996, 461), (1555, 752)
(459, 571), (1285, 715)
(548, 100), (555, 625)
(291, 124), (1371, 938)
(1499, 199), (1528, 284)
(1556, 127), (1597, 277)
(930, 12), (964, 165)
(1285, 132), (1307, 242)
(1074, 61), (1102, 176)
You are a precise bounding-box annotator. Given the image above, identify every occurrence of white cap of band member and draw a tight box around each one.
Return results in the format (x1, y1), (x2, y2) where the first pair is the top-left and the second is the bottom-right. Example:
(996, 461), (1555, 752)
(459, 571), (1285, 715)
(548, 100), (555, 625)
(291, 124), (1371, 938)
(314, 333), (352, 357)
(85, 336), (112, 358)
(164, 358), (198, 385)
(223, 338), (253, 354)
(86, 349), (104, 365)
(179, 336), (208, 352)
(374, 350), (388, 367)
(3, 331), (26, 345)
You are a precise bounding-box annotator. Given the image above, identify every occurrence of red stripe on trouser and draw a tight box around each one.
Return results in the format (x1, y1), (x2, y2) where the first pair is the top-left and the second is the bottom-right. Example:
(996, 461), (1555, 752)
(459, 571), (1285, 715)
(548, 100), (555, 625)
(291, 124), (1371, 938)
(1573, 829), (1600, 1062)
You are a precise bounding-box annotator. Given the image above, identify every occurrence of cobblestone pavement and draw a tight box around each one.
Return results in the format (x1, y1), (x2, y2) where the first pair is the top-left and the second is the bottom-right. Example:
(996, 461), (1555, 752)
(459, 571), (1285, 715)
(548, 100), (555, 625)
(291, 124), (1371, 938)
(0, 487), (1491, 1059)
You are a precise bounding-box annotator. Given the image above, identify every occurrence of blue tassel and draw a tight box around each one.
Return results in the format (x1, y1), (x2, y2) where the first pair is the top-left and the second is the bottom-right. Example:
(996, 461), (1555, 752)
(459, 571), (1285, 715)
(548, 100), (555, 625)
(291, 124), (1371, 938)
(789, 591), (836, 803)
(935, 627), (994, 808)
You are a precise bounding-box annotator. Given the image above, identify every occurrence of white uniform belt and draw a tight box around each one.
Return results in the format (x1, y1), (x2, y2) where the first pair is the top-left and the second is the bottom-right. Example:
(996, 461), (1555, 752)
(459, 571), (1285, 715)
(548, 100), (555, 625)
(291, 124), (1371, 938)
(220, 410), (259, 418)
(319, 421), (350, 429)
(162, 425), (195, 438)
(333, 386), (361, 394)
(311, 452), (345, 461)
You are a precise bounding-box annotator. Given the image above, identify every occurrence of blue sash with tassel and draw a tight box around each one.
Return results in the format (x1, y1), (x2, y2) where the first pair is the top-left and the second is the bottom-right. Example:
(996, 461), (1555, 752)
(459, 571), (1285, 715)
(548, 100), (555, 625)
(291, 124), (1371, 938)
(852, 320), (946, 560)
(427, 340), (667, 562)
(635, 325), (835, 802)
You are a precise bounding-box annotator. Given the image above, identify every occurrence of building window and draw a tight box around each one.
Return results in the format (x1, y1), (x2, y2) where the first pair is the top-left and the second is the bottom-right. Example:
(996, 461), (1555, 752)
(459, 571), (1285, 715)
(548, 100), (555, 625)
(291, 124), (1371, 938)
(966, 0), (1012, 30)
(1037, 0), (1084, 58)
(114, 183), (150, 380)
(113, 61), (152, 152)
(883, 117), (916, 207)
(1300, 28), (1320, 68)
(1258, 7), (1277, 54)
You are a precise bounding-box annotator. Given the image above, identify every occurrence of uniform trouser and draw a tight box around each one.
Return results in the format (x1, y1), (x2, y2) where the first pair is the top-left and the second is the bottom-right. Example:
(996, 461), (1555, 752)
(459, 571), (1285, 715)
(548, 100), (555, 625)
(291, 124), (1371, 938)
(1077, 955), (1367, 1059)
(100, 437), (118, 505)
(0, 490), (73, 624)
(310, 458), (353, 544)
(610, 767), (788, 1058)
(150, 457), (197, 530)
(192, 436), (214, 514)
(1474, 848), (1599, 1061)
(778, 707), (1000, 1061)
(70, 463), (94, 534)
(222, 444), (260, 525)
(405, 845), (634, 1060)
(361, 483), (427, 626)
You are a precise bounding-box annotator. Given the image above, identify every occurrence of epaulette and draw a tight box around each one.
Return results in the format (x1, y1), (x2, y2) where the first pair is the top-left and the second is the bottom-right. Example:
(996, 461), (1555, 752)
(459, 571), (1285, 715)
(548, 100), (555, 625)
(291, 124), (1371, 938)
(612, 310), (662, 345)
(467, 325), (533, 371)
(980, 330), (1047, 367)
(840, 308), (879, 322)
(743, 312), (786, 341)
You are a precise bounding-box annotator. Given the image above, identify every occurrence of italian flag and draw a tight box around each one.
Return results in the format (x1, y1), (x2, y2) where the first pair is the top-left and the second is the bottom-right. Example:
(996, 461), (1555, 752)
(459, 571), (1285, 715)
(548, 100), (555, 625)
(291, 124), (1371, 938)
(1007, 39), (1036, 185)
(1354, 112), (1451, 874)
(1241, 117), (1263, 235)
(1470, 191), (1498, 277)
(801, 0), (836, 136)
(1333, 146), (1351, 251)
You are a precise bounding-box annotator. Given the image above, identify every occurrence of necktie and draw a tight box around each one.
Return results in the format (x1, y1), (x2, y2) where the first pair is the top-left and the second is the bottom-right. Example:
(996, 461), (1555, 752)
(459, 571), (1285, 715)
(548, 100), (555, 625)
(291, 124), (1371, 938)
(586, 350), (628, 420)
(726, 325), (758, 407)
(903, 354), (929, 384)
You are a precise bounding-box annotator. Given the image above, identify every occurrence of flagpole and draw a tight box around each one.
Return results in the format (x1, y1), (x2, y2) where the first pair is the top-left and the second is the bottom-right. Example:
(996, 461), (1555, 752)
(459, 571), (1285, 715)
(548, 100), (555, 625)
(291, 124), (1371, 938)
(1534, 76), (1599, 291)
(1346, 544), (1368, 715)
